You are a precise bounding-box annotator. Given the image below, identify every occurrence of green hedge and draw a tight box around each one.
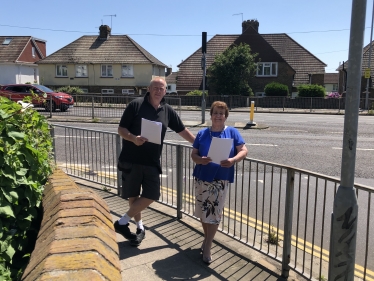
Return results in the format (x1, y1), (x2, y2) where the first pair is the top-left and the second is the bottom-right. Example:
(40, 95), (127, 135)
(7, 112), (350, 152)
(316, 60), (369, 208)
(297, 84), (326, 97)
(264, 82), (289, 96)
(186, 90), (209, 96)
(0, 97), (54, 280)
(55, 86), (84, 94)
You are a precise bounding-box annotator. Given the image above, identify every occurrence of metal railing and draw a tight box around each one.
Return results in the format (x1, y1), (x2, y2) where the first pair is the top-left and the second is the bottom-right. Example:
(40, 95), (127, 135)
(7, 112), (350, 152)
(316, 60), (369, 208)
(51, 124), (374, 281)
(35, 94), (182, 118)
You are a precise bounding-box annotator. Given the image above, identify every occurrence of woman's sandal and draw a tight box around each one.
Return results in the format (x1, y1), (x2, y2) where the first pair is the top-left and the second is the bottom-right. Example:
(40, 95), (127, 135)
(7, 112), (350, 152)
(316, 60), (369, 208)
(202, 255), (212, 264)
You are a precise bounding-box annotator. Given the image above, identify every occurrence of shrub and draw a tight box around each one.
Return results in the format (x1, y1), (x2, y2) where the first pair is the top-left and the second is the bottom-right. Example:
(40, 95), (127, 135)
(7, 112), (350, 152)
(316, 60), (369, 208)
(298, 84), (326, 97)
(264, 82), (289, 96)
(327, 92), (341, 98)
(55, 86), (84, 94)
(0, 97), (54, 280)
(186, 90), (208, 96)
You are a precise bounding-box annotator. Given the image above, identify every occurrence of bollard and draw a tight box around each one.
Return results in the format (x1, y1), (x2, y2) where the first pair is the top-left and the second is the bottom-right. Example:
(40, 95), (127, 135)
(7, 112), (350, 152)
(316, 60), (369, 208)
(245, 101), (256, 128)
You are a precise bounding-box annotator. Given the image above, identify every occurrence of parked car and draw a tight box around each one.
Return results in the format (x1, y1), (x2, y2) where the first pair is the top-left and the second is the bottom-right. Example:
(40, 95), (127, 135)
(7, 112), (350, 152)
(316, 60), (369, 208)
(0, 84), (74, 112)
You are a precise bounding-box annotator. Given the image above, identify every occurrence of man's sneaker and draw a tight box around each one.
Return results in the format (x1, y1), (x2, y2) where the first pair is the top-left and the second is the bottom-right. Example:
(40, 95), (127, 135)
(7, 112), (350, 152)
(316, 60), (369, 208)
(130, 228), (146, 246)
(113, 221), (136, 240)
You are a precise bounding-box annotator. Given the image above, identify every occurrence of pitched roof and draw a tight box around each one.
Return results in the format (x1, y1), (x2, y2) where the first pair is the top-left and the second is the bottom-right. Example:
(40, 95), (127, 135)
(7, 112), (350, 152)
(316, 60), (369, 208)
(177, 35), (238, 91)
(177, 29), (326, 90)
(324, 73), (339, 84)
(38, 35), (167, 67)
(165, 71), (178, 84)
(261, 34), (326, 85)
(0, 36), (31, 63)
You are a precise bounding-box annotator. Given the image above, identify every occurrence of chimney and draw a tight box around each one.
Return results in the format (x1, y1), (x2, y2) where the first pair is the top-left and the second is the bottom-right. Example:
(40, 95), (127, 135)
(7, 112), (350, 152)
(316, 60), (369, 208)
(99, 25), (111, 40)
(242, 19), (259, 33)
(165, 67), (172, 76)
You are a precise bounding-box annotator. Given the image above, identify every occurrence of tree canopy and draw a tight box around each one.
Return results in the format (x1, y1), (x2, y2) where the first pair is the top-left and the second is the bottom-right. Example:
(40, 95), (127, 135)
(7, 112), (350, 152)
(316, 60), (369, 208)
(207, 43), (258, 96)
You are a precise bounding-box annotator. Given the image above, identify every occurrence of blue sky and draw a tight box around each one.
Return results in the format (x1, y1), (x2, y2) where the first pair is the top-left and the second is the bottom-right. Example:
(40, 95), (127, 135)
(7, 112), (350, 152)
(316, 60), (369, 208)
(1, 0), (373, 73)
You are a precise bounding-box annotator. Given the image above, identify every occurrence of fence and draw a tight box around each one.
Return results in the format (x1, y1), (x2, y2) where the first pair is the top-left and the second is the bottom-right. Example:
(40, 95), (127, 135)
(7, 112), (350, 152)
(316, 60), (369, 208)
(31, 95), (374, 119)
(51, 124), (374, 281)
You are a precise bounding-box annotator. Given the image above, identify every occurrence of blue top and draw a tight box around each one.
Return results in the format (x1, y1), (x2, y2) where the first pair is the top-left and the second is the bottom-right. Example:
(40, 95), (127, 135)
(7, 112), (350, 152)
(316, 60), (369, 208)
(192, 126), (245, 183)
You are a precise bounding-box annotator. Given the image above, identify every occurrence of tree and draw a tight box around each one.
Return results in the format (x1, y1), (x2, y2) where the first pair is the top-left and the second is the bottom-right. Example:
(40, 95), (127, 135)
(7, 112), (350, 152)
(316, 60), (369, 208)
(208, 43), (258, 96)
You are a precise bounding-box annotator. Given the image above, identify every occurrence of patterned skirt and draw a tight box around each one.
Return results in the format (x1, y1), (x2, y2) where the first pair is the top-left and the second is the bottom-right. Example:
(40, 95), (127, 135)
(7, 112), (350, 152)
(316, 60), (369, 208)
(194, 178), (229, 225)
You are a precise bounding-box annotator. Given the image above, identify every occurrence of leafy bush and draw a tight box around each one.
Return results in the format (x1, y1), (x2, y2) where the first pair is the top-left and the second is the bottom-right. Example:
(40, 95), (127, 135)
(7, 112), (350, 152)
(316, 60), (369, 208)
(264, 82), (289, 96)
(186, 90), (208, 96)
(298, 84), (326, 97)
(0, 97), (54, 280)
(55, 86), (84, 94)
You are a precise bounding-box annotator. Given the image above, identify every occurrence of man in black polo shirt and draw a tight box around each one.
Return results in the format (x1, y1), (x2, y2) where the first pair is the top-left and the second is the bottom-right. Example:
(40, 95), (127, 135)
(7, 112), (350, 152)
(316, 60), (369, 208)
(114, 76), (195, 246)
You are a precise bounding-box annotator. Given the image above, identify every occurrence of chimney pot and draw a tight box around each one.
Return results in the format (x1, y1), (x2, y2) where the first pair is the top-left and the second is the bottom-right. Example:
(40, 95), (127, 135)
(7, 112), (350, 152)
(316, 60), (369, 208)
(242, 19), (259, 33)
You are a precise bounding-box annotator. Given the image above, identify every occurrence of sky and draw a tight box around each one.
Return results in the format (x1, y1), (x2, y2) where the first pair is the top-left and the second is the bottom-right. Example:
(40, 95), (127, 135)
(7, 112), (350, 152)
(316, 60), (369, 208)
(2, 0), (374, 73)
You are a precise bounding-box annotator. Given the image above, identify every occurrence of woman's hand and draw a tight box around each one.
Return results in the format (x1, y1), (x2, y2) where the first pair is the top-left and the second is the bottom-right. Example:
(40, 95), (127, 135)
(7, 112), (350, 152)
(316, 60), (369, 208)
(200, 156), (212, 165)
(220, 158), (236, 168)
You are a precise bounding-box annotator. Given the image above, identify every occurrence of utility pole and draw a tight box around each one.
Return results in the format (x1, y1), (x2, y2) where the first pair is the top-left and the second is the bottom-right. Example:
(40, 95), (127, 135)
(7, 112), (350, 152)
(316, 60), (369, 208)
(201, 32), (207, 124)
(328, 0), (366, 280)
(365, 1), (374, 110)
(104, 14), (116, 30)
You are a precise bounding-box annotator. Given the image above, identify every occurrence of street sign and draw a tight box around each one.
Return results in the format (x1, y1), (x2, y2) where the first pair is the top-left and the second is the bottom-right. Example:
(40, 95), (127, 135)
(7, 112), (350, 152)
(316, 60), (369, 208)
(365, 68), (371, 78)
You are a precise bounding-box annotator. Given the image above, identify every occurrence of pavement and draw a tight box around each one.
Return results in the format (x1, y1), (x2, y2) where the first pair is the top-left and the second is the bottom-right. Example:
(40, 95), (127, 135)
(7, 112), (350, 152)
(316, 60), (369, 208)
(75, 178), (308, 281)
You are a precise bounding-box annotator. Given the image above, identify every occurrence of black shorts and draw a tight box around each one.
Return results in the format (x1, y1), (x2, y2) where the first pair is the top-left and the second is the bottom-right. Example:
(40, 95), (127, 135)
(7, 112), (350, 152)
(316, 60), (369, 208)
(120, 162), (160, 200)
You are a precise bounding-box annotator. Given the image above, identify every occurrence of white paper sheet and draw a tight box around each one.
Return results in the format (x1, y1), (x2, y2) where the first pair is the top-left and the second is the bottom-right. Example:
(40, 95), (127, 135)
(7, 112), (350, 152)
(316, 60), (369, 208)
(207, 137), (233, 164)
(141, 118), (162, 145)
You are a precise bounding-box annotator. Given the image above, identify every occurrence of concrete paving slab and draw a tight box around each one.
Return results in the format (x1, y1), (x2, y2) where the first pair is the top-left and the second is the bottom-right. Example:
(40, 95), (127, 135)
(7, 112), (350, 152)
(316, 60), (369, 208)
(77, 180), (309, 281)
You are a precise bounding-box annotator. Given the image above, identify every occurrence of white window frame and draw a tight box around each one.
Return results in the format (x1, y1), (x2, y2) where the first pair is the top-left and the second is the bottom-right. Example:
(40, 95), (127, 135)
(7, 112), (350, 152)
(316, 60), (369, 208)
(56, 65), (68, 77)
(76, 65), (88, 77)
(32, 47), (35, 57)
(332, 84), (338, 91)
(101, 64), (113, 77)
(101, 89), (114, 94)
(121, 64), (134, 77)
(257, 62), (278, 77)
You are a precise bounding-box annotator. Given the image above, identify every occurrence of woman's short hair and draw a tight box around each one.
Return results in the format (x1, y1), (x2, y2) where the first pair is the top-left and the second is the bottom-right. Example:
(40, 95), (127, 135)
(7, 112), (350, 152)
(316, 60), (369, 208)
(210, 101), (229, 118)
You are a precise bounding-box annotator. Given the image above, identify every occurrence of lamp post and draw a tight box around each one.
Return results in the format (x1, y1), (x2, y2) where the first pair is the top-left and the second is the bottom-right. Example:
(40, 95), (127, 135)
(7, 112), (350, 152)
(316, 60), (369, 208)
(328, 0), (366, 280)
(365, 1), (374, 110)
(201, 32), (207, 124)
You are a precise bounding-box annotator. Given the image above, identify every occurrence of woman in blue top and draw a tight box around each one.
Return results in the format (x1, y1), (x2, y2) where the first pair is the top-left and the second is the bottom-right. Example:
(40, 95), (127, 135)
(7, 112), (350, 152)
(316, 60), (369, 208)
(191, 101), (248, 264)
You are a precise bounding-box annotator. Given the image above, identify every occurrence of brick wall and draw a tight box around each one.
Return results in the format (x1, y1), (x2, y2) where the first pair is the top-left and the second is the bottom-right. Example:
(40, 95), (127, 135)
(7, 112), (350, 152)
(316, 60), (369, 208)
(21, 169), (121, 281)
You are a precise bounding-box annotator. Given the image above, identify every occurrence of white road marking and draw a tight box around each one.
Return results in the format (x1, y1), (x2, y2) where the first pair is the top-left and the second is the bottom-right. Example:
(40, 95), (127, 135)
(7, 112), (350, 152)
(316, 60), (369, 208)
(55, 135), (100, 139)
(279, 130), (308, 132)
(247, 144), (278, 147)
(332, 147), (374, 151)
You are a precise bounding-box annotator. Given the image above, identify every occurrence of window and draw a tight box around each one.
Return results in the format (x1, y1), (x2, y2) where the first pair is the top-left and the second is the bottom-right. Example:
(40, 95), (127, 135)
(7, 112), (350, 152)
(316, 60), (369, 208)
(121, 64), (134, 77)
(101, 89), (114, 94)
(32, 47), (35, 57)
(56, 65), (68, 77)
(332, 84), (338, 91)
(101, 64), (113, 77)
(2, 38), (12, 45)
(34, 68), (37, 82)
(257, 62), (277, 77)
(76, 65), (88, 77)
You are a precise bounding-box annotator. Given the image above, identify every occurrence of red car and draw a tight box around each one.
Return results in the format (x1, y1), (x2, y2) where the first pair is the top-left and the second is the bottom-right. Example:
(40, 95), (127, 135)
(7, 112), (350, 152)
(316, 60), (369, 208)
(0, 84), (74, 112)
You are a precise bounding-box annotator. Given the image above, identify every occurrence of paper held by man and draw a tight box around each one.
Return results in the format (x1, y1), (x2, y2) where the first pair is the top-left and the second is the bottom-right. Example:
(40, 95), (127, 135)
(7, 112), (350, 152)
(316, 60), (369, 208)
(141, 118), (162, 144)
(207, 137), (233, 164)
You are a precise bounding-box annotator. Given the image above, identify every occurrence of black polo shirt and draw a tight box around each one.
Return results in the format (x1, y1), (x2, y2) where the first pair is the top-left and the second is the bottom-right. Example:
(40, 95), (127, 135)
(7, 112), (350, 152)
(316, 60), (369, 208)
(118, 92), (185, 173)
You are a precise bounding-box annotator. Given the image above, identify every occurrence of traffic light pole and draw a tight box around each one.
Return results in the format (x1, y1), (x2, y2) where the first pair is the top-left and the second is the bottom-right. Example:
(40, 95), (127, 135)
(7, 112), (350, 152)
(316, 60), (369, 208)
(202, 53), (206, 124)
(201, 32), (207, 124)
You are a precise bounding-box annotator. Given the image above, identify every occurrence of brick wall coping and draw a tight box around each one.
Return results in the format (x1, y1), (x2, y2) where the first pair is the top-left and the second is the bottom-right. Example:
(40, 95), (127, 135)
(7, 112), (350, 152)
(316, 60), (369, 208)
(21, 169), (121, 281)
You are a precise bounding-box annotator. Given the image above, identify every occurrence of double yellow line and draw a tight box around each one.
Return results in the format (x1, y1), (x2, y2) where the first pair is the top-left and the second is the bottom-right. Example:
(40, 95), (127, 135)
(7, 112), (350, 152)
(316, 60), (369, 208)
(60, 164), (374, 280)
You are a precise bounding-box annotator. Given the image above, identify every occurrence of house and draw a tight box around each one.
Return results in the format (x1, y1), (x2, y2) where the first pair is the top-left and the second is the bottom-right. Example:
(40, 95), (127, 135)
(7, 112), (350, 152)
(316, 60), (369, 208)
(37, 25), (168, 94)
(337, 42), (374, 98)
(165, 68), (178, 94)
(324, 73), (339, 92)
(176, 20), (326, 95)
(0, 36), (46, 85)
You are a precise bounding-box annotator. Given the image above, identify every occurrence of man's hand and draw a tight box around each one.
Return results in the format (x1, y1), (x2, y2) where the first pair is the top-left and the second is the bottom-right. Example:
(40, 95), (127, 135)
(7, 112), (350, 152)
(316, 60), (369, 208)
(133, 135), (147, 146)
